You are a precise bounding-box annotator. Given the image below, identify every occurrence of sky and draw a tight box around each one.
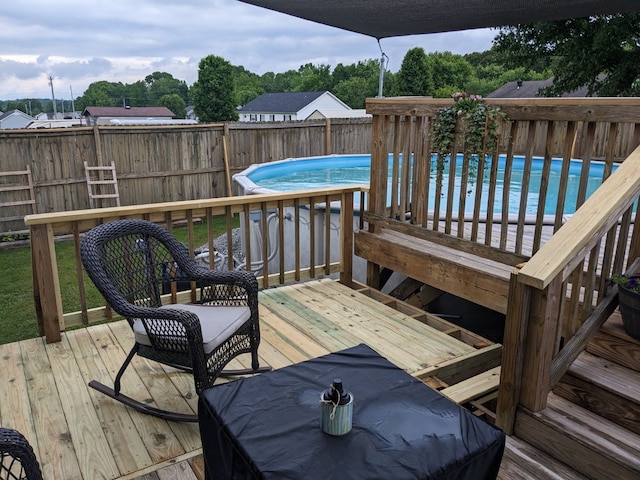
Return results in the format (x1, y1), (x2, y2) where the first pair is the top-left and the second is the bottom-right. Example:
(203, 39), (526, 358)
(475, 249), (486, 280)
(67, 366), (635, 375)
(0, 0), (497, 101)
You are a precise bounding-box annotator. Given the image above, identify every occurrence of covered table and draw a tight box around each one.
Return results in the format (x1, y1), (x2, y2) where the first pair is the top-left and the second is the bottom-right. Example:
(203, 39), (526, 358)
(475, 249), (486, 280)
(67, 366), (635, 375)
(198, 344), (505, 479)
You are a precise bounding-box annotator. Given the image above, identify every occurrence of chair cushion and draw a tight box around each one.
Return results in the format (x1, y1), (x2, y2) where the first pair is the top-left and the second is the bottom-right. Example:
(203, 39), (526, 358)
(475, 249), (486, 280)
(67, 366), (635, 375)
(133, 303), (251, 355)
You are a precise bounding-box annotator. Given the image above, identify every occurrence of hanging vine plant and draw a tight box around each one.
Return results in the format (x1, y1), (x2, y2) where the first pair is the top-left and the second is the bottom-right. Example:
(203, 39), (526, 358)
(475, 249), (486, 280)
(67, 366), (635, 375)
(431, 92), (506, 193)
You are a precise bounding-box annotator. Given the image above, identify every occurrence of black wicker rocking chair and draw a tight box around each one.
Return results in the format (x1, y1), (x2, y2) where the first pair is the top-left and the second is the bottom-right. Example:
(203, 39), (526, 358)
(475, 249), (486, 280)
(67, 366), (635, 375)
(80, 219), (270, 422)
(0, 428), (43, 480)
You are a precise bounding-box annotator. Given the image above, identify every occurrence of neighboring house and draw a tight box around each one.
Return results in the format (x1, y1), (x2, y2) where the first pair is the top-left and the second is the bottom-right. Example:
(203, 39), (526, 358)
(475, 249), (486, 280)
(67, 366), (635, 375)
(0, 109), (34, 130)
(306, 109), (370, 120)
(186, 105), (197, 121)
(487, 78), (593, 98)
(238, 91), (351, 122)
(81, 106), (176, 126)
(28, 119), (84, 129)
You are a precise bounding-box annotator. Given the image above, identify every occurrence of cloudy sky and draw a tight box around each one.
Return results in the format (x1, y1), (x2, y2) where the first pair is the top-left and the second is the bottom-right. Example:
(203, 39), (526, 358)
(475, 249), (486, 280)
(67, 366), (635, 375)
(1, 0), (496, 101)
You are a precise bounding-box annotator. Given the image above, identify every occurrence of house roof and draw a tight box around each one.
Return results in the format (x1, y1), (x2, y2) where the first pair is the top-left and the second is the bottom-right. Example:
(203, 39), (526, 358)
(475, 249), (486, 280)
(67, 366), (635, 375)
(0, 109), (33, 121)
(239, 0), (639, 39)
(487, 79), (593, 98)
(238, 92), (327, 113)
(81, 106), (175, 118)
(309, 109), (370, 119)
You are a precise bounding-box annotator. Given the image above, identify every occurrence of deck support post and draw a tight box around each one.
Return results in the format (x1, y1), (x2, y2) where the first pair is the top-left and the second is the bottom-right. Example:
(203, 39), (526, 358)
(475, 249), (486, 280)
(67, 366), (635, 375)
(30, 223), (63, 343)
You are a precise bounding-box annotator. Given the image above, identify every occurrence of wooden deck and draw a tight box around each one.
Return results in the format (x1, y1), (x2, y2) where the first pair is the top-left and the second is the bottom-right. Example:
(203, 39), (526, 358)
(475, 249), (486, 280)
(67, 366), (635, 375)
(0, 278), (500, 480)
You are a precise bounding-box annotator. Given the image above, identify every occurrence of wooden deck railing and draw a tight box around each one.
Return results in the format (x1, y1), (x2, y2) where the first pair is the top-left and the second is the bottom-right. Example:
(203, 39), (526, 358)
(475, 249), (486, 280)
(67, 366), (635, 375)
(363, 97), (640, 433)
(366, 97), (640, 257)
(25, 187), (363, 343)
(496, 145), (640, 432)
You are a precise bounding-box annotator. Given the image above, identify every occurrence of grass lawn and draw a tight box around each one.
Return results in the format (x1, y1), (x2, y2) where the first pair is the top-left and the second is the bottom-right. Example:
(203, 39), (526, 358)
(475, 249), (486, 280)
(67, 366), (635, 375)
(0, 219), (233, 345)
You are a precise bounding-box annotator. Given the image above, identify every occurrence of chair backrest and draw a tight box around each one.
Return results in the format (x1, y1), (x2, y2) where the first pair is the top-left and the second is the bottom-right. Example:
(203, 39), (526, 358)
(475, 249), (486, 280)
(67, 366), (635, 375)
(80, 219), (196, 318)
(0, 428), (43, 480)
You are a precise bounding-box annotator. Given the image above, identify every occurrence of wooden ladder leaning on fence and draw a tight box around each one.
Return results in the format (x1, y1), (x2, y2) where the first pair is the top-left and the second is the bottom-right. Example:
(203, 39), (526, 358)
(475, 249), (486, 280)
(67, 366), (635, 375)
(84, 161), (121, 208)
(0, 165), (37, 233)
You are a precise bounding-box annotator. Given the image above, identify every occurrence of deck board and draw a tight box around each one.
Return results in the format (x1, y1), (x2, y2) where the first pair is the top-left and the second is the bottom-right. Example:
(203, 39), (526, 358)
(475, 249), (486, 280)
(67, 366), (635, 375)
(0, 279), (499, 480)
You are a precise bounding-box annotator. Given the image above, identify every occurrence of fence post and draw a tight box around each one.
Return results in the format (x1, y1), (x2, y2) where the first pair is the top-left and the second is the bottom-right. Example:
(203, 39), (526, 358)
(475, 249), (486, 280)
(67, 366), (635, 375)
(325, 118), (332, 155)
(30, 223), (63, 343)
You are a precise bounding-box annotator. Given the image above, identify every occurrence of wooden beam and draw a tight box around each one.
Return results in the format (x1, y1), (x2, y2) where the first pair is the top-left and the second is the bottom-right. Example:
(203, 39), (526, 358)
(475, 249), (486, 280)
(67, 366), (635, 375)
(440, 366), (501, 405)
(30, 223), (63, 342)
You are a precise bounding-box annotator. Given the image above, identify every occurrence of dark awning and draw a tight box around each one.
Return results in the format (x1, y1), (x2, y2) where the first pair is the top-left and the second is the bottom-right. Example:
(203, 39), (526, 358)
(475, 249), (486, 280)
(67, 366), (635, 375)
(238, 0), (640, 39)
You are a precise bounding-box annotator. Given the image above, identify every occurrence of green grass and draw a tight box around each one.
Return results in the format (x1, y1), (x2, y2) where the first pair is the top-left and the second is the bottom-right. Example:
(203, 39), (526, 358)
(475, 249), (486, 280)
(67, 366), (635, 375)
(0, 218), (236, 345)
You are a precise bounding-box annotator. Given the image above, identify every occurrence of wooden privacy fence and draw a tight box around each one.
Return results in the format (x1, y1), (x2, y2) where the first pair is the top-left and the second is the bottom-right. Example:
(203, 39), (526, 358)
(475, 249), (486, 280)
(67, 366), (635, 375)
(357, 96), (640, 432)
(0, 118), (372, 233)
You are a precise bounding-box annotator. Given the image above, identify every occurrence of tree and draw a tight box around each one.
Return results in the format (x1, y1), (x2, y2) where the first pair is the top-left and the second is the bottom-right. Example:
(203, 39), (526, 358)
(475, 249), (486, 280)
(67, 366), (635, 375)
(296, 63), (332, 92)
(125, 80), (149, 106)
(4, 99), (43, 115)
(427, 52), (473, 95)
(333, 77), (371, 108)
(191, 55), (238, 122)
(145, 72), (189, 105)
(76, 81), (125, 109)
(396, 48), (433, 96)
(494, 14), (640, 96)
(158, 94), (187, 118)
(233, 66), (264, 106)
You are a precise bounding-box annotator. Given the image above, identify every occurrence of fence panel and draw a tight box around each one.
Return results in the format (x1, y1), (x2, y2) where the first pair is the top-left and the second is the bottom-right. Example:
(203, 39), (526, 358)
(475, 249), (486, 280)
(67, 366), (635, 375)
(0, 119), (372, 233)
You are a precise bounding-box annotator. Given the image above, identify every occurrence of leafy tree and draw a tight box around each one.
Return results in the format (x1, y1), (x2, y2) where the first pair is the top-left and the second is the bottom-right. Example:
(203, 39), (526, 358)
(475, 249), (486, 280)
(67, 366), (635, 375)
(145, 72), (189, 105)
(272, 69), (303, 92)
(333, 77), (371, 108)
(296, 63), (332, 92)
(76, 81), (125, 109)
(331, 63), (357, 88)
(396, 47), (433, 96)
(191, 55), (238, 122)
(233, 66), (264, 106)
(427, 52), (473, 95)
(125, 80), (149, 106)
(158, 94), (187, 118)
(494, 14), (640, 96)
(259, 72), (279, 93)
(4, 99), (44, 115)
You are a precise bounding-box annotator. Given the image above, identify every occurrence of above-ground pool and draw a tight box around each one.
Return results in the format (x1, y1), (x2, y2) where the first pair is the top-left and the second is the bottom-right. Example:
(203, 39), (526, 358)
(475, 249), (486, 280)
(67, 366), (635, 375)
(234, 153), (616, 216)
(231, 153), (618, 285)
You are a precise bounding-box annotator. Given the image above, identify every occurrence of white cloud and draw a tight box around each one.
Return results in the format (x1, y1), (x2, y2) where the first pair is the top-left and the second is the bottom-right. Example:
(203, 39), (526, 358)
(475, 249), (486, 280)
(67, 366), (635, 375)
(0, 0), (496, 100)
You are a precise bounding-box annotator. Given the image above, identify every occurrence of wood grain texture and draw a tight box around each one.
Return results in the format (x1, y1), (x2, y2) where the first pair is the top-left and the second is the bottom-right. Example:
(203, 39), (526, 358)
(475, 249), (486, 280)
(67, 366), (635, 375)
(1, 279), (501, 479)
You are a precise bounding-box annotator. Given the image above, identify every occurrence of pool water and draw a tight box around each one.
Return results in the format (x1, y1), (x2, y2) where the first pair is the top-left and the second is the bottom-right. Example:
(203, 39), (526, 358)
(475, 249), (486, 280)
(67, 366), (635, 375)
(246, 154), (615, 215)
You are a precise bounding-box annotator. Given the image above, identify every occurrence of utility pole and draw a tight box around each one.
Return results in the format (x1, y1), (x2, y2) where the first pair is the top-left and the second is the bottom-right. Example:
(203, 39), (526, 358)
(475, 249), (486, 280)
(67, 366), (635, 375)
(49, 75), (58, 117)
(70, 86), (76, 115)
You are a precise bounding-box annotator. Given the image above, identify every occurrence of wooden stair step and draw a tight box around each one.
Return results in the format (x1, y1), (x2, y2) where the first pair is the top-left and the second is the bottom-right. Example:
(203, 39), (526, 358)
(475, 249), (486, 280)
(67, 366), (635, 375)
(587, 311), (640, 372)
(440, 366), (500, 404)
(514, 393), (640, 480)
(553, 351), (640, 435)
(498, 435), (589, 480)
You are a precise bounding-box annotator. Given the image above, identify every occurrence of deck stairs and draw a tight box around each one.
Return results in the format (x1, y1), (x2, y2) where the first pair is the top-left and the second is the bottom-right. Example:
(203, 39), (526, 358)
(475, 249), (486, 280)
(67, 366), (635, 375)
(506, 311), (640, 480)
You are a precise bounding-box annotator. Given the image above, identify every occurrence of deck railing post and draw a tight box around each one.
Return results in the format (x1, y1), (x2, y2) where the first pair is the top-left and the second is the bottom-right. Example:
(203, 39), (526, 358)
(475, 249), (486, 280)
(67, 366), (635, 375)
(340, 190), (354, 287)
(29, 223), (63, 343)
(518, 275), (562, 412)
(496, 268), (529, 434)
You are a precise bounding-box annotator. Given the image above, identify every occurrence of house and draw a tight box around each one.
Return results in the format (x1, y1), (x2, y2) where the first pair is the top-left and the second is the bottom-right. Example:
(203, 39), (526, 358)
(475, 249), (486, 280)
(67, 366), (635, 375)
(306, 109), (370, 120)
(81, 106), (176, 126)
(0, 109), (34, 130)
(487, 78), (593, 98)
(238, 91), (351, 122)
(28, 119), (84, 129)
